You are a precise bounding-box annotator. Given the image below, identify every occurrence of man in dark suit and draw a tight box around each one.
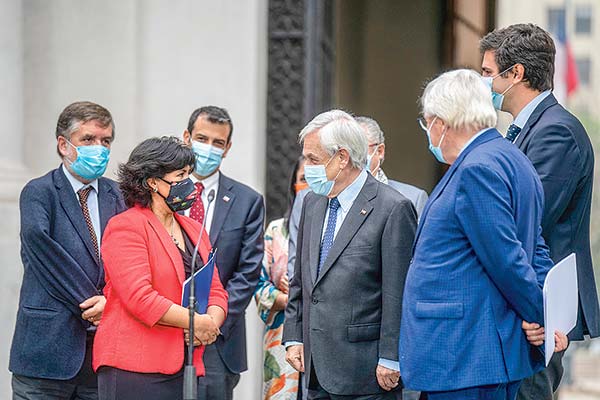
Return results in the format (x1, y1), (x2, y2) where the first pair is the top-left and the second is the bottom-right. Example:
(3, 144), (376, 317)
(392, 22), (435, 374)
(283, 110), (417, 399)
(182, 106), (264, 400)
(9, 101), (126, 399)
(480, 24), (599, 400)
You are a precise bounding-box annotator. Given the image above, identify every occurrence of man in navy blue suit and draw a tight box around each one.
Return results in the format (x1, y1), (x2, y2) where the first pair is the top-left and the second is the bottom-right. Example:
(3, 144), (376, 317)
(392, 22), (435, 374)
(183, 106), (265, 400)
(480, 24), (599, 400)
(400, 69), (566, 400)
(9, 101), (126, 399)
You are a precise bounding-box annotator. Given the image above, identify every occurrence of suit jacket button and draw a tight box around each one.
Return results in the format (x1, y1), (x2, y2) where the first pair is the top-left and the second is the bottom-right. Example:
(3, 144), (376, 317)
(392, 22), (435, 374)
(312, 297), (318, 304)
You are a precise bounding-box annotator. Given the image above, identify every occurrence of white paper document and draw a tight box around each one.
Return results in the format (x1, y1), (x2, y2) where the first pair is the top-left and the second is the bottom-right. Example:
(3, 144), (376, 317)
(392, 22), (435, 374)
(543, 253), (578, 366)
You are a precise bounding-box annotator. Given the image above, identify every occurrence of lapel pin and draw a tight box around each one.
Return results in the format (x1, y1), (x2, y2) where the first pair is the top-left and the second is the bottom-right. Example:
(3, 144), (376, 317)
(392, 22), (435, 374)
(223, 195), (230, 203)
(360, 209), (367, 215)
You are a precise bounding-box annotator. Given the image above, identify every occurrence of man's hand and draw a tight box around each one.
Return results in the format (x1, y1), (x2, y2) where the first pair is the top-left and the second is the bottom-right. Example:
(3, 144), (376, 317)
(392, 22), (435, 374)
(279, 274), (289, 294)
(285, 344), (304, 372)
(80, 295), (106, 326)
(554, 331), (569, 352)
(522, 321), (544, 346)
(376, 365), (400, 391)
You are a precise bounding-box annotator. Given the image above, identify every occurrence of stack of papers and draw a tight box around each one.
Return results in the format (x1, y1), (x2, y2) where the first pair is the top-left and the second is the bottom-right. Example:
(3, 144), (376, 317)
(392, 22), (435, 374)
(543, 253), (578, 365)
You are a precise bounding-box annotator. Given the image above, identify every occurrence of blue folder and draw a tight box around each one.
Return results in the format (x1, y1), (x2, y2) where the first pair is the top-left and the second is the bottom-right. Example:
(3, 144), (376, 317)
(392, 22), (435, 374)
(181, 249), (216, 314)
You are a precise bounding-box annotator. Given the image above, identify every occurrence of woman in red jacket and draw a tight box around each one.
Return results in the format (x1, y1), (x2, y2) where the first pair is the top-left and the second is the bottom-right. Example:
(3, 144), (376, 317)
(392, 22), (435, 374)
(93, 136), (228, 399)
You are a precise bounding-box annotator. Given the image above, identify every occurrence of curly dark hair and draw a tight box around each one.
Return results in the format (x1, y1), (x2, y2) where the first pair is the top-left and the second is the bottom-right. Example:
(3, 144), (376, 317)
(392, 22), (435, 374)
(119, 136), (196, 208)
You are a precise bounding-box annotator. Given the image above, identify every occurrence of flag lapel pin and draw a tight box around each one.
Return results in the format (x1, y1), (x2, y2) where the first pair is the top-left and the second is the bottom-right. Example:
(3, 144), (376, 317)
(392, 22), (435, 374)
(223, 195), (231, 203)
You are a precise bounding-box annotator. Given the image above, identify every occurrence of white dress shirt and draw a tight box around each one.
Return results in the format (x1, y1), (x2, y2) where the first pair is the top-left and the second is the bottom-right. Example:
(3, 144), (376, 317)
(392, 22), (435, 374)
(511, 90), (552, 142)
(62, 164), (101, 247)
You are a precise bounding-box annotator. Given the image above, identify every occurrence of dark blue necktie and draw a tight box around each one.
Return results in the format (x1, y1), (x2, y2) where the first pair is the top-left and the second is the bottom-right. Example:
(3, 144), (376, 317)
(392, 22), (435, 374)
(505, 124), (522, 143)
(318, 197), (340, 277)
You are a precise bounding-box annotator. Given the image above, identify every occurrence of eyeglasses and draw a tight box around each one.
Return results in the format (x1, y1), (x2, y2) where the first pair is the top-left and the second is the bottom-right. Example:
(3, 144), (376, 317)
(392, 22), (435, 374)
(417, 116), (437, 132)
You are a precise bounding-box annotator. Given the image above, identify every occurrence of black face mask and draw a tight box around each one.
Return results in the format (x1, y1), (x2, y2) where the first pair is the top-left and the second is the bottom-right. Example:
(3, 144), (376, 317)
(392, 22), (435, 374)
(158, 177), (198, 212)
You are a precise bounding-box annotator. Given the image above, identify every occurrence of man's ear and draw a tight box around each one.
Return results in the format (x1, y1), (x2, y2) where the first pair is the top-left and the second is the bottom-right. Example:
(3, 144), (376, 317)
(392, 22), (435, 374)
(513, 64), (526, 83)
(57, 136), (69, 157)
(222, 140), (233, 159)
(338, 148), (350, 169)
(183, 130), (192, 145)
(377, 143), (385, 163)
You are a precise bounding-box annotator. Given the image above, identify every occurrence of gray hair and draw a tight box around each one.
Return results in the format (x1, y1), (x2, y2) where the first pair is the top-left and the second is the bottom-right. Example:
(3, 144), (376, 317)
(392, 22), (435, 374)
(421, 69), (497, 131)
(355, 116), (385, 144)
(56, 101), (115, 141)
(299, 109), (367, 169)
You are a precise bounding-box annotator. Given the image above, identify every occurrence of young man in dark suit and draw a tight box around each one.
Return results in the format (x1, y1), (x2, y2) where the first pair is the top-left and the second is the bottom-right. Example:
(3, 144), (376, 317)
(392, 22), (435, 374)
(183, 106), (265, 400)
(10, 101), (126, 399)
(480, 24), (599, 400)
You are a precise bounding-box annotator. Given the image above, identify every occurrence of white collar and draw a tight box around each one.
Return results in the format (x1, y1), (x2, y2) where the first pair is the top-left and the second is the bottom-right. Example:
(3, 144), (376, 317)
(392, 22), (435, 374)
(191, 170), (220, 189)
(61, 164), (99, 194)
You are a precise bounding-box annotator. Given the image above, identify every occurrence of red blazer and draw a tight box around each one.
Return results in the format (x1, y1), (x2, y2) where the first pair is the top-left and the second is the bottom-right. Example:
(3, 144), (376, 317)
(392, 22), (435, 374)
(93, 205), (228, 376)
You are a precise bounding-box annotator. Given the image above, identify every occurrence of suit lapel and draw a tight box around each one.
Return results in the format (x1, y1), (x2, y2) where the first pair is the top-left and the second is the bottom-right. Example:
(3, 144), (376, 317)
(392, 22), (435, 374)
(142, 207), (185, 284)
(314, 175), (376, 287)
(209, 174), (235, 244)
(54, 168), (100, 266)
(412, 129), (501, 252)
(514, 93), (557, 149)
(98, 179), (118, 236)
(309, 195), (328, 284)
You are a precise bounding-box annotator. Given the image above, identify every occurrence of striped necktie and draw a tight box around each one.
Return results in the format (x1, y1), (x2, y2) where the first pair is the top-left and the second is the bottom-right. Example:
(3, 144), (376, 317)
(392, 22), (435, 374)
(77, 186), (99, 260)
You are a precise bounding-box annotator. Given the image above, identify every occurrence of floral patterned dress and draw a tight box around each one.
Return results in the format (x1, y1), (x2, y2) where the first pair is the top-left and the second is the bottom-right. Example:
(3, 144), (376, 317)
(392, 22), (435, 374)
(254, 218), (300, 400)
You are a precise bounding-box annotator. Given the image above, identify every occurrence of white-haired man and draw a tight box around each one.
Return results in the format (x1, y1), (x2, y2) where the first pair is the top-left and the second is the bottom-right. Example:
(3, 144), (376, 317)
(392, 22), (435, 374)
(399, 69), (567, 400)
(355, 116), (428, 219)
(282, 110), (417, 399)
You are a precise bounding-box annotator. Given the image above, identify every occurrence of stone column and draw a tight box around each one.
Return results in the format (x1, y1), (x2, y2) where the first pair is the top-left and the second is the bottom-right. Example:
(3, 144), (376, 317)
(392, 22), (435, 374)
(0, 0), (28, 396)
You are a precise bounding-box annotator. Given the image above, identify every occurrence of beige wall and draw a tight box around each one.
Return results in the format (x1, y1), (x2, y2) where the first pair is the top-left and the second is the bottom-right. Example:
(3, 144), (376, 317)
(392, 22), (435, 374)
(335, 0), (443, 192)
(497, 0), (600, 115)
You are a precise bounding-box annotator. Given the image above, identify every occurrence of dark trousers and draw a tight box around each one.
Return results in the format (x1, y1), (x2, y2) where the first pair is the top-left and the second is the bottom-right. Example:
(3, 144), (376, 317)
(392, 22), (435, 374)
(426, 381), (521, 400)
(97, 367), (183, 400)
(12, 334), (97, 400)
(197, 344), (240, 400)
(516, 351), (564, 400)
(307, 365), (397, 400)
(308, 386), (397, 400)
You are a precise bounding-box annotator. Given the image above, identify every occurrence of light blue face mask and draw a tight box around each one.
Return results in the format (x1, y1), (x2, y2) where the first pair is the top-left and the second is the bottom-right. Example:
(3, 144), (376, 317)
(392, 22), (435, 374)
(422, 117), (448, 164)
(192, 141), (225, 177)
(304, 153), (340, 196)
(66, 141), (110, 180)
(481, 65), (517, 110)
(365, 144), (380, 173)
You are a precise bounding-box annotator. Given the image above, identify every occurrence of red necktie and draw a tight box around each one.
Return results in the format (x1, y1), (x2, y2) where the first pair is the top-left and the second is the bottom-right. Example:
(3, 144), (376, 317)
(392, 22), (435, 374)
(189, 182), (205, 225)
(78, 186), (99, 260)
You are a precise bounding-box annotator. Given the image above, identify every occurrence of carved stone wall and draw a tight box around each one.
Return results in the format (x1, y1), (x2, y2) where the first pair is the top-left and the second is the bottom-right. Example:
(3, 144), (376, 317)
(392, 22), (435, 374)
(266, 0), (334, 221)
